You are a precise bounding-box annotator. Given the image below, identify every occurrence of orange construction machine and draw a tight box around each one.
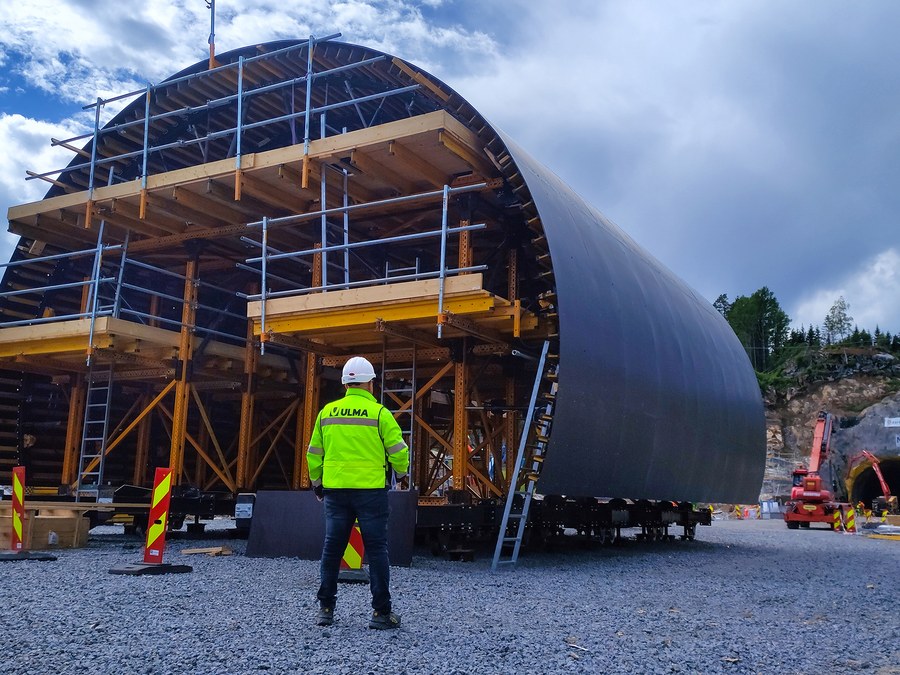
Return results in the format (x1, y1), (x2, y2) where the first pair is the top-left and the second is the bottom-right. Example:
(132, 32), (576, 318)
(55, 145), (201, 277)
(853, 450), (898, 515)
(783, 411), (846, 530)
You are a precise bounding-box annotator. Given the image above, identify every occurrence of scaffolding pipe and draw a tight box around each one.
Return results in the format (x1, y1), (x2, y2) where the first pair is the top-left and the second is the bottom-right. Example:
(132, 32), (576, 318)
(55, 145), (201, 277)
(437, 184), (450, 338)
(246, 223), (485, 265)
(260, 216), (268, 353)
(29, 82), (419, 183)
(245, 181), (489, 230)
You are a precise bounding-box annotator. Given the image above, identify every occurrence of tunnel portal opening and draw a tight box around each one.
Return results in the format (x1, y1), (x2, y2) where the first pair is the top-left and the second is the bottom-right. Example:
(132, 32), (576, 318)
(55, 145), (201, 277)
(849, 458), (900, 508)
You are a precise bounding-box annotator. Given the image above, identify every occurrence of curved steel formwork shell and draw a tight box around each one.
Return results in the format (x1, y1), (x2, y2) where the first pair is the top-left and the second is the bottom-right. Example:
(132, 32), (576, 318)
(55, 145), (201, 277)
(498, 134), (765, 502)
(2, 37), (765, 504)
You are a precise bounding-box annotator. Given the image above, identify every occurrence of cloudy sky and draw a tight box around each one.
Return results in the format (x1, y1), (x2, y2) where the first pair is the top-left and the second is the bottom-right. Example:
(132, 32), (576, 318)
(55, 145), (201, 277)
(1, 1), (898, 334)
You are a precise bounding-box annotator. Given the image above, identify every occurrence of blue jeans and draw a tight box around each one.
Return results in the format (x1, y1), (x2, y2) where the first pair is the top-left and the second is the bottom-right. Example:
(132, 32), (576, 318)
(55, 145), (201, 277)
(317, 488), (391, 613)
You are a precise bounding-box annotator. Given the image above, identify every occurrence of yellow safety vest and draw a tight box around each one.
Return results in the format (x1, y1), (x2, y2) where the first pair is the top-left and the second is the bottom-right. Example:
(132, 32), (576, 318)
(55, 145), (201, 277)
(307, 388), (409, 489)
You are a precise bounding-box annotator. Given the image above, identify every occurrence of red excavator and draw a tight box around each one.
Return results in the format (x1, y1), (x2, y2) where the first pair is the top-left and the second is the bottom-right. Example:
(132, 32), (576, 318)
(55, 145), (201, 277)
(783, 411), (846, 530)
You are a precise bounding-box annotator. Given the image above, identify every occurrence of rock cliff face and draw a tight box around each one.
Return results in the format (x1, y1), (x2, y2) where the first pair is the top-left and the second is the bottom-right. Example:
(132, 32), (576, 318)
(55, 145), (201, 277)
(760, 349), (900, 500)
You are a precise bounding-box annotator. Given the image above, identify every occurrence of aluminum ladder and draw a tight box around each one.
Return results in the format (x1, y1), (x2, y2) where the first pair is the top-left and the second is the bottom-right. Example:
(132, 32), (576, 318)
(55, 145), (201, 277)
(380, 345), (416, 487)
(491, 340), (558, 570)
(75, 362), (114, 500)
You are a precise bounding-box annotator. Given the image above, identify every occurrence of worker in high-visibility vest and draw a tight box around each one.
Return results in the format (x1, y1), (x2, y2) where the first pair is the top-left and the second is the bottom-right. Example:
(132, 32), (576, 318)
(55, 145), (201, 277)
(307, 356), (409, 630)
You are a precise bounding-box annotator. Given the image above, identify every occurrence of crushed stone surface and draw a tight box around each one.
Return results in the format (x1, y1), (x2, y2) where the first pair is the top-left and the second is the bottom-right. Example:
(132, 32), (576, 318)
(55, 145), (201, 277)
(0, 518), (897, 674)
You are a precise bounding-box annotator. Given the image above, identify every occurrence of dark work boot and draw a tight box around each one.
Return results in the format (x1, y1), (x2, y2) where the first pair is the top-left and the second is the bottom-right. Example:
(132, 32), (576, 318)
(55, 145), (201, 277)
(369, 610), (401, 630)
(317, 606), (334, 626)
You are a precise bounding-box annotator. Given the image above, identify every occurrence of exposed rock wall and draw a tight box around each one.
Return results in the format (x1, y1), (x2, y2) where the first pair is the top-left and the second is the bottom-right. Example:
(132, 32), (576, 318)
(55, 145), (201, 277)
(761, 375), (900, 499)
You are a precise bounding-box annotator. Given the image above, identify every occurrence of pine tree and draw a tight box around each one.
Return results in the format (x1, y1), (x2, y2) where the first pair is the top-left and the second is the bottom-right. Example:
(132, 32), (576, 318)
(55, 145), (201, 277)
(713, 293), (731, 317)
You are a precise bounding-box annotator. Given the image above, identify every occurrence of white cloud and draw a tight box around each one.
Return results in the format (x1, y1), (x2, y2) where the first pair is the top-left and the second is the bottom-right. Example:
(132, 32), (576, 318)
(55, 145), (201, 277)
(0, 1), (497, 106)
(791, 248), (900, 334)
(0, 112), (89, 263)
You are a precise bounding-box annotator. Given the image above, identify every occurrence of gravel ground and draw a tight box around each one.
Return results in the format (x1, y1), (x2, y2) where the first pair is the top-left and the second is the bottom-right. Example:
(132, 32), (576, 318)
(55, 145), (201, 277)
(0, 518), (897, 674)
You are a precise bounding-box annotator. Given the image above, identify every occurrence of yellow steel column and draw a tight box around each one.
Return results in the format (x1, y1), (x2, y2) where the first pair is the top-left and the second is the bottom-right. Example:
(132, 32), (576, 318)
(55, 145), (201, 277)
(61, 375), (86, 488)
(295, 245), (323, 489)
(292, 400), (305, 490)
(168, 259), (198, 484)
(133, 390), (151, 486)
(236, 322), (258, 490)
(295, 353), (319, 489)
(452, 347), (468, 491)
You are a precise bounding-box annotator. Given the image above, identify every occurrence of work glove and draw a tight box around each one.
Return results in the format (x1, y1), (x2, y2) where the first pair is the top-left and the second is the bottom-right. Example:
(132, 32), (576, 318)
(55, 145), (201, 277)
(314, 484), (324, 502)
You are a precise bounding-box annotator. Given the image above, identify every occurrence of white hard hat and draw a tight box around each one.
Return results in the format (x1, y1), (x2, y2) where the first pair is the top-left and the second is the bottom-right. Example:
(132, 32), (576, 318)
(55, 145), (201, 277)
(341, 356), (377, 384)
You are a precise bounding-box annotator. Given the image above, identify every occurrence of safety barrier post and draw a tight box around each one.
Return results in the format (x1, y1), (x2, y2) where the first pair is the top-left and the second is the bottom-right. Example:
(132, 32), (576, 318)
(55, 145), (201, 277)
(10, 466), (24, 552)
(145, 468), (173, 564)
(844, 507), (857, 534)
(109, 468), (192, 575)
(833, 509), (843, 532)
(0, 467), (56, 562)
(338, 521), (368, 583)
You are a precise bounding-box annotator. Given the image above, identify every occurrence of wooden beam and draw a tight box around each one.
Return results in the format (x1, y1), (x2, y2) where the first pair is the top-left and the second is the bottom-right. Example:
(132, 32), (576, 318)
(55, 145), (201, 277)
(240, 172), (306, 212)
(388, 140), (448, 189)
(145, 192), (223, 229)
(110, 198), (186, 234)
(173, 186), (244, 225)
(350, 150), (415, 195)
(439, 130), (495, 178)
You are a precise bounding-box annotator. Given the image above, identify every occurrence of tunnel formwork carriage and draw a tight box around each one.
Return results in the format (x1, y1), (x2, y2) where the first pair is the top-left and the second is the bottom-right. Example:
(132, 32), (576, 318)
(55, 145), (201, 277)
(0, 37), (765, 528)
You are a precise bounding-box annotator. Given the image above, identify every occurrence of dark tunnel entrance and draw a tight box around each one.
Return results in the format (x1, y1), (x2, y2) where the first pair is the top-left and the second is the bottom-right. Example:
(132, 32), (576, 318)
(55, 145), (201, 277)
(849, 458), (900, 507)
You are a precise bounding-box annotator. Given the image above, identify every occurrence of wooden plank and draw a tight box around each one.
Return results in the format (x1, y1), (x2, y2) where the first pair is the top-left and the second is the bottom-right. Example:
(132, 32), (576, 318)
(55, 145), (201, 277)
(181, 545), (233, 556)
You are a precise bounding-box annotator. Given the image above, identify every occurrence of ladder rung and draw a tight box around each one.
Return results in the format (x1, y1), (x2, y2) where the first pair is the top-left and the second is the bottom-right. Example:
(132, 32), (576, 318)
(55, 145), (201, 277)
(495, 559), (516, 565)
(502, 537), (519, 543)
(507, 513), (525, 520)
